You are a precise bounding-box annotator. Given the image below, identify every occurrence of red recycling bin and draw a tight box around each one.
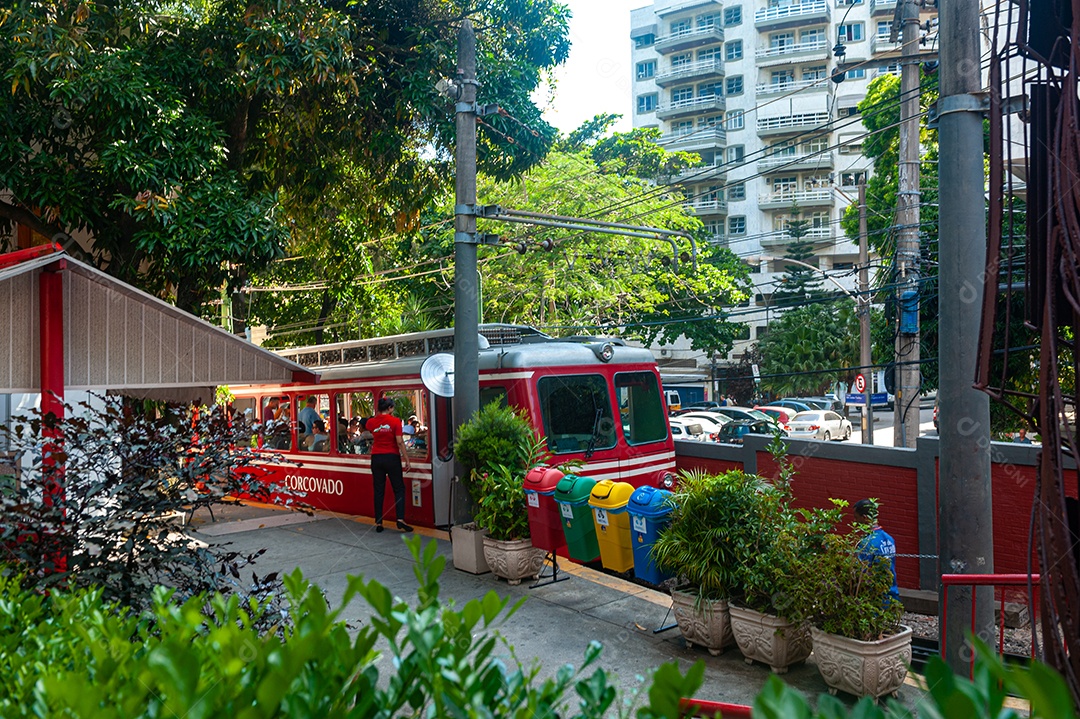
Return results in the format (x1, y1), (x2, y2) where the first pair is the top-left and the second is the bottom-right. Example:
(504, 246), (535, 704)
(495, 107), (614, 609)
(524, 466), (567, 554)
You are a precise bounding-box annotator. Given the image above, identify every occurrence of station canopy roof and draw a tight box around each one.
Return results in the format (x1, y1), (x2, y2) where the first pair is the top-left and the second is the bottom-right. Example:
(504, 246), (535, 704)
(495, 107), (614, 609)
(0, 248), (314, 403)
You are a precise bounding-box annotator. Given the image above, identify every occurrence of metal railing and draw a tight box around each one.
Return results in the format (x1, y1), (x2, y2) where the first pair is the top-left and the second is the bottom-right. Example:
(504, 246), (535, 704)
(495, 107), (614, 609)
(755, 77), (828, 94)
(755, 0), (829, 23)
(941, 573), (1041, 678)
(657, 94), (726, 116)
(755, 38), (829, 60)
(757, 111), (831, 132)
(758, 152), (834, 170)
(683, 198), (728, 214)
(655, 24), (724, 50)
(758, 188), (835, 206)
(655, 58), (725, 83)
(656, 125), (727, 146)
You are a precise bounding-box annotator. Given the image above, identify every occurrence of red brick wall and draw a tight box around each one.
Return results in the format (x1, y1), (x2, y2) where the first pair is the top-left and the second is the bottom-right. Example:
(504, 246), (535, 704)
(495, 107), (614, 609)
(675, 456), (743, 476)
(756, 453), (921, 590)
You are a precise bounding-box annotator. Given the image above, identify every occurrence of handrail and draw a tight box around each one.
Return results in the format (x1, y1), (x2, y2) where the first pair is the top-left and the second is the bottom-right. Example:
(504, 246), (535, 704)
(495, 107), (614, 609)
(679, 698), (752, 718)
(940, 573), (1041, 678)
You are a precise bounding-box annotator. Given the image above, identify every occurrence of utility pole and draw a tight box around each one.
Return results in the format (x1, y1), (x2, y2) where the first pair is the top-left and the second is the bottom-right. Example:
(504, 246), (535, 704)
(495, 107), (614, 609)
(937, 0), (995, 673)
(453, 19), (480, 523)
(858, 181), (874, 444)
(894, 0), (922, 448)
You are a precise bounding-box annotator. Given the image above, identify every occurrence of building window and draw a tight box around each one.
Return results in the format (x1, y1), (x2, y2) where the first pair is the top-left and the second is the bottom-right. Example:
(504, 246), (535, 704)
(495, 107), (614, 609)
(698, 81), (723, 97)
(809, 211), (830, 229)
(726, 75), (744, 95)
(726, 109), (745, 130)
(699, 46), (722, 62)
(770, 32), (795, 50)
(772, 176), (797, 193)
(837, 0), (863, 5)
(671, 86), (694, 103)
(697, 12), (720, 28)
(771, 69), (795, 87)
(700, 115), (722, 128)
(770, 139), (796, 157)
(833, 261), (855, 270)
(841, 171), (867, 187)
(727, 145), (744, 163)
(728, 182), (746, 201)
(728, 216), (747, 235)
(637, 93), (657, 113)
(877, 20), (891, 39)
(636, 60), (655, 80)
(838, 23), (864, 43)
(723, 6), (742, 26)
(670, 18), (692, 36)
(801, 27), (825, 44)
(672, 119), (694, 136)
(704, 219), (724, 236)
(803, 137), (828, 153)
(634, 33), (655, 48)
(803, 65), (827, 81)
(845, 67), (866, 80)
(725, 40), (743, 61)
(671, 52), (692, 68)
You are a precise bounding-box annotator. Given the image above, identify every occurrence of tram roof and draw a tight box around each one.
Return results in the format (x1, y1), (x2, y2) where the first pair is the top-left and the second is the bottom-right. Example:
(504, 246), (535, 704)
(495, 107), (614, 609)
(278, 325), (657, 382)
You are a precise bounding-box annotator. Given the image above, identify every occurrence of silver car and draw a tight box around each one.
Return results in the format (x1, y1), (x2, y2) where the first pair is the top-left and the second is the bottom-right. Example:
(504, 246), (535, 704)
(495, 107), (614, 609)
(786, 411), (852, 441)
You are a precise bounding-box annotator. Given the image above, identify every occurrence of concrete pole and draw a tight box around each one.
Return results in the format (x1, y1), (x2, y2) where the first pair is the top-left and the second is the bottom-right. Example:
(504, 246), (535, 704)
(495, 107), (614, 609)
(894, 0), (922, 448)
(937, 0), (995, 673)
(859, 181), (874, 444)
(453, 19), (480, 524)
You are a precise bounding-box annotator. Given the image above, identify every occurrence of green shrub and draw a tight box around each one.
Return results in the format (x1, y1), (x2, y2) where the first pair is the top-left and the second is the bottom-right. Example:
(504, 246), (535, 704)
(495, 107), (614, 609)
(472, 464), (532, 541)
(453, 401), (544, 502)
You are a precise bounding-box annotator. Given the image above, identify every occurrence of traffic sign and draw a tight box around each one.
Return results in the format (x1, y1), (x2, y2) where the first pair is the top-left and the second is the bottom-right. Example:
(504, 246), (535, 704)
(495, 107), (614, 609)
(854, 374), (866, 393)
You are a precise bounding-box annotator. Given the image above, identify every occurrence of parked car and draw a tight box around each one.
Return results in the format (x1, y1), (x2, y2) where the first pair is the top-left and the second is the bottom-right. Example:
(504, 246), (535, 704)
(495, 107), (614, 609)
(786, 411), (852, 441)
(933, 399), (939, 431)
(804, 396), (845, 413)
(679, 401), (723, 413)
(772, 399), (819, 414)
(715, 405), (772, 423)
(669, 417), (708, 441)
(755, 405), (794, 426)
(676, 412), (731, 437)
(716, 419), (775, 445)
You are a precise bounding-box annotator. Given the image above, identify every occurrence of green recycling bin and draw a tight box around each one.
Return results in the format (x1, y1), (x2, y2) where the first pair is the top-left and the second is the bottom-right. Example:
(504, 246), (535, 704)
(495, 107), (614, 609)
(588, 480), (635, 573)
(553, 474), (600, 563)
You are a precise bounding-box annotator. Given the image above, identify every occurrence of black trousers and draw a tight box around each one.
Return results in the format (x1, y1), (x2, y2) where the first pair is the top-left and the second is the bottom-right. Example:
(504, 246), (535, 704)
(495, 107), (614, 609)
(371, 453), (406, 523)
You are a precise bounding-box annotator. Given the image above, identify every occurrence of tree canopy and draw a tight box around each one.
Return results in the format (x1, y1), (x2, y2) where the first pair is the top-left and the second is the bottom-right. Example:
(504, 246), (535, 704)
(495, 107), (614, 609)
(771, 203), (825, 308)
(0, 0), (570, 311)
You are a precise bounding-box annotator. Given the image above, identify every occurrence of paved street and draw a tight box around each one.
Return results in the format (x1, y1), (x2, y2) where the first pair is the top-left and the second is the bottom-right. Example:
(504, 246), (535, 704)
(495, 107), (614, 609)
(848, 397), (937, 447)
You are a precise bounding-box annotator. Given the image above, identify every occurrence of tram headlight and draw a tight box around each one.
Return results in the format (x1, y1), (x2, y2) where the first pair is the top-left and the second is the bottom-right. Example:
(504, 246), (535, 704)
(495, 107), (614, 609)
(597, 342), (615, 362)
(656, 470), (676, 489)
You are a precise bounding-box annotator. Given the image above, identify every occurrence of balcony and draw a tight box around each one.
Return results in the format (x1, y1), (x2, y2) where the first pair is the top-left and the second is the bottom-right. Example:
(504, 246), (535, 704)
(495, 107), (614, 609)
(755, 39), (830, 66)
(657, 94), (726, 120)
(656, 59), (725, 87)
(870, 0), (898, 15)
(760, 226), (833, 246)
(871, 34), (901, 55)
(669, 162), (727, 184)
(656, 125), (727, 152)
(755, 77), (829, 96)
(758, 152), (835, 172)
(656, 0), (723, 17)
(683, 198), (728, 216)
(754, 0), (830, 30)
(757, 188), (835, 209)
(757, 111), (830, 136)
(654, 25), (725, 54)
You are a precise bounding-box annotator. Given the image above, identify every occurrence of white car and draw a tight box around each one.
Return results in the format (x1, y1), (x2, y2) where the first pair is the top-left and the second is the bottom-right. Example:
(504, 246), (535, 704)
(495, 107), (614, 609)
(669, 417), (709, 441)
(786, 411), (852, 441)
(676, 412), (731, 436)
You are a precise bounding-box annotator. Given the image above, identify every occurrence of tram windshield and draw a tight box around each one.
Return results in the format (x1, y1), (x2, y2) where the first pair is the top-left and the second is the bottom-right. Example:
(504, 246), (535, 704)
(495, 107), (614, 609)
(538, 374), (617, 454)
(615, 371), (667, 445)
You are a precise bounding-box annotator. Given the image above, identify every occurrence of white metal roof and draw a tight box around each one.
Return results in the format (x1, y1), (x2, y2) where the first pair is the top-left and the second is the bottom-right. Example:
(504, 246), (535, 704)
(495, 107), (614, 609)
(0, 251), (312, 396)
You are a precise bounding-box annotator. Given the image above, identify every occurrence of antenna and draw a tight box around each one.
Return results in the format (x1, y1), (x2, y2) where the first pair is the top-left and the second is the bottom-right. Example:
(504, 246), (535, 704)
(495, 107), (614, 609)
(420, 353), (456, 397)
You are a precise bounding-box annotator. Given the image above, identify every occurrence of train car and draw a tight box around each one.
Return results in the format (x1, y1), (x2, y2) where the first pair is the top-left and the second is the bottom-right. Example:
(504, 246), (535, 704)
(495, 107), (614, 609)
(228, 325), (676, 529)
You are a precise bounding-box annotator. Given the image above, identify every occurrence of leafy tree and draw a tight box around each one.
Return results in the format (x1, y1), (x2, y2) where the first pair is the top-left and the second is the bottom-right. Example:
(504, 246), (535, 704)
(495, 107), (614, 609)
(772, 203), (825, 308)
(0, 0), (570, 312)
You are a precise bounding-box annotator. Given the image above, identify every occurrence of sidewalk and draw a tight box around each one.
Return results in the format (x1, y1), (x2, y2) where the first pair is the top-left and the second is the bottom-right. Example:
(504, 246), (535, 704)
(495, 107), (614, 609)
(189, 502), (926, 709)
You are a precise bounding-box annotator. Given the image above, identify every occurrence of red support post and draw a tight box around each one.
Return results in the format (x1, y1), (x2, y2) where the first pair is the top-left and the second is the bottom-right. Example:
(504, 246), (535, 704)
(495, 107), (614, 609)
(39, 260), (66, 572)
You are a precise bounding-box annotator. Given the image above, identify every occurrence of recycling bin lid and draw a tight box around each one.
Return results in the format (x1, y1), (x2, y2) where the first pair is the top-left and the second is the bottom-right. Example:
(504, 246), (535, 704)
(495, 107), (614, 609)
(524, 466), (565, 495)
(554, 474), (596, 504)
(588, 479), (634, 510)
(628, 486), (674, 519)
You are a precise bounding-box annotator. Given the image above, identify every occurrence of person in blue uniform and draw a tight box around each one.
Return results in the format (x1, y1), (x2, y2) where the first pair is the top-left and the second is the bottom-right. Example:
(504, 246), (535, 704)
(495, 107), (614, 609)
(854, 498), (900, 604)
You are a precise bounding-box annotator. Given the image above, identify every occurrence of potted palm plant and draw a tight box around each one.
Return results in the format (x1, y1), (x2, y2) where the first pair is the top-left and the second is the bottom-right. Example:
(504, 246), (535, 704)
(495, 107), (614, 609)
(650, 469), (765, 656)
(473, 464), (545, 585)
(783, 502), (910, 698)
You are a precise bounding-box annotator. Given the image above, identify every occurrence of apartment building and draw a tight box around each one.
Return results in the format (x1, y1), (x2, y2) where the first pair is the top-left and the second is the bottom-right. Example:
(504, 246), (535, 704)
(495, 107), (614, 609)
(631, 0), (913, 361)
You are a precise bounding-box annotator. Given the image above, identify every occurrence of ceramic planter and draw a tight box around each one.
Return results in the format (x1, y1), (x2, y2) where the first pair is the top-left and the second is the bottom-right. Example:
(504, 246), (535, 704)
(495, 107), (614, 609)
(670, 588), (734, 656)
(482, 536), (545, 585)
(810, 625), (913, 698)
(728, 605), (812, 674)
(451, 524), (490, 575)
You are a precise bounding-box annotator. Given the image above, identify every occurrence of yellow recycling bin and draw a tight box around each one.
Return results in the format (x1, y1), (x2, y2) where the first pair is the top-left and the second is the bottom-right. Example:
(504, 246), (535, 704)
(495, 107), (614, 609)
(587, 480), (636, 573)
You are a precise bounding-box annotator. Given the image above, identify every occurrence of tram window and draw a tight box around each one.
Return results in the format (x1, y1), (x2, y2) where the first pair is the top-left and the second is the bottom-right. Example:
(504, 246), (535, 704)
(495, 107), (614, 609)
(615, 371), (667, 445)
(381, 389), (428, 458)
(336, 391), (374, 455)
(479, 385), (507, 408)
(261, 395), (293, 451)
(298, 393), (331, 453)
(434, 394), (453, 462)
(231, 397), (256, 427)
(537, 375), (616, 454)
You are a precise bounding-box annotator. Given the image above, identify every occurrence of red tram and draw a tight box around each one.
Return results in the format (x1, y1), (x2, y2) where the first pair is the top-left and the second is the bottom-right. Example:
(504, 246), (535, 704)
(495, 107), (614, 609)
(229, 325), (676, 529)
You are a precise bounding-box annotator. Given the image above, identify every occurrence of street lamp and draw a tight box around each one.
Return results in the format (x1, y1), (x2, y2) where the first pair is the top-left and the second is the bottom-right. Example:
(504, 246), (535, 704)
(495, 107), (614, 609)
(831, 1), (862, 84)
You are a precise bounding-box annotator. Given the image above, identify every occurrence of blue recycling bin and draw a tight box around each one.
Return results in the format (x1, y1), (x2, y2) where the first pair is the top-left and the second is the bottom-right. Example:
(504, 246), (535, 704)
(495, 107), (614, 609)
(627, 486), (674, 586)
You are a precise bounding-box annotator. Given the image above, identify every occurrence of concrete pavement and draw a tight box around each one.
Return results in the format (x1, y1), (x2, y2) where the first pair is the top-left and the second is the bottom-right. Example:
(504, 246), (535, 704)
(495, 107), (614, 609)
(188, 501), (928, 710)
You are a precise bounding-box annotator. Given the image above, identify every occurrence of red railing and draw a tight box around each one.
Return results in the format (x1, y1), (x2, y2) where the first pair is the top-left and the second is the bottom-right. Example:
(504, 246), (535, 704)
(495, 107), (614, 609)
(679, 698), (752, 718)
(941, 573), (1040, 677)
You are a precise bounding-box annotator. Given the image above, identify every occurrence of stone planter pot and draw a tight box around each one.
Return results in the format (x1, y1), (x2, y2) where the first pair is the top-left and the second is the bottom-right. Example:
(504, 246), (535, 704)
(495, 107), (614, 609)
(482, 536), (545, 585)
(810, 625), (913, 698)
(451, 524), (490, 575)
(670, 588), (734, 656)
(728, 605), (812, 674)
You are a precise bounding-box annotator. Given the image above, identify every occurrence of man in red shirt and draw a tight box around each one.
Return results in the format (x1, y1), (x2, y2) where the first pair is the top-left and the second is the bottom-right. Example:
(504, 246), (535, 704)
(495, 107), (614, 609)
(364, 397), (412, 533)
